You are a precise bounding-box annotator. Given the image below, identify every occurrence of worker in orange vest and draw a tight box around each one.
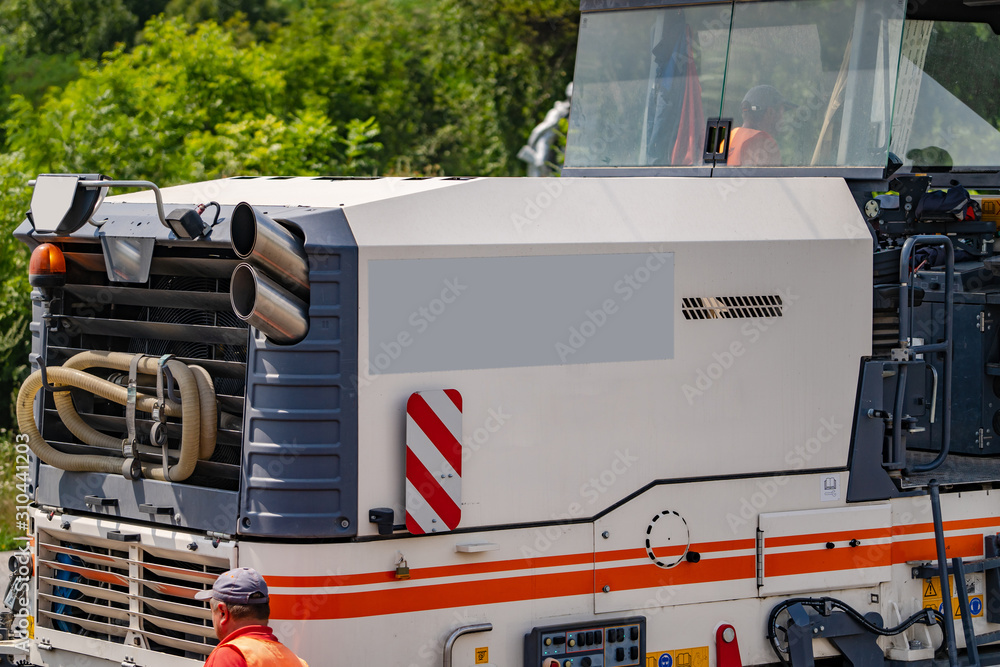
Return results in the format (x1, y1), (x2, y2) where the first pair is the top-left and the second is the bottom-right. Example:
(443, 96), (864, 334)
(197, 568), (309, 667)
(727, 85), (794, 166)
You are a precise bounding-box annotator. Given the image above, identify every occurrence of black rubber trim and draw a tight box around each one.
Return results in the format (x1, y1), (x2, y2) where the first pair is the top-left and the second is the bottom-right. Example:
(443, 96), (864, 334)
(107, 530), (140, 542)
(351, 466), (849, 543)
(139, 504), (174, 516)
(84, 495), (118, 507)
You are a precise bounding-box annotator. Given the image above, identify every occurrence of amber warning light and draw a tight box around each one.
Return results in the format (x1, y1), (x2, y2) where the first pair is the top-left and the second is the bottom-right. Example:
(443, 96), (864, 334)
(29, 243), (67, 288)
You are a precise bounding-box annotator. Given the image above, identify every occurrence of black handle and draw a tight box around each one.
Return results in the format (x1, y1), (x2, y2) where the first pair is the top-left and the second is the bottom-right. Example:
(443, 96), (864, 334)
(139, 504), (174, 516)
(85, 495), (118, 507)
(107, 531), (140, 542)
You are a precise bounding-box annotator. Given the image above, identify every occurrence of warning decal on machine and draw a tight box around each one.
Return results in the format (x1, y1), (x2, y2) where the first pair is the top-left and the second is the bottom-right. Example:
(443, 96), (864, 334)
(646, 646), (709, 667)
(405, 389), (464, 534)
(922, 575), (983, 618)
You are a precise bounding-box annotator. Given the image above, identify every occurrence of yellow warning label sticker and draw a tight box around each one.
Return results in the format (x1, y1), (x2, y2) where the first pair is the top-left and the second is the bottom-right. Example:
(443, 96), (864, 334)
(923, 575), (984, 618)
(647, 646), (710, 667)
(475, 647), (489, 664)
(27, 615), (34, 640)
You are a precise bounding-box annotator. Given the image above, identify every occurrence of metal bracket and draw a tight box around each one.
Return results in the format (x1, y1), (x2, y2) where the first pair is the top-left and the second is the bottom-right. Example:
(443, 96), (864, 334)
(138, 504), (174, 516)
(28, 353), (70, 394)
(84, 495), (118, 508)
(911, 556), (1000, 580)
(124, 354), (143, 460)
(785, 604), (884, 667)
(369, 508), (396, 535)
(155, 354), (174, 480)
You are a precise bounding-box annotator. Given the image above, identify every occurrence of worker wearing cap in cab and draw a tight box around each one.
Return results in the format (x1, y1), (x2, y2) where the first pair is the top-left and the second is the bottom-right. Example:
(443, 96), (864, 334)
(727, 85), (794, 166)
(196, 567), (309, 667)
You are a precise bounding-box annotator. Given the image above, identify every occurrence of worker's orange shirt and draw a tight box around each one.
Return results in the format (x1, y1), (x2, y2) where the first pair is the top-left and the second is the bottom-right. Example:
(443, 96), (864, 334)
(727, 127), (781, 166)
(205, 626), (309, 667)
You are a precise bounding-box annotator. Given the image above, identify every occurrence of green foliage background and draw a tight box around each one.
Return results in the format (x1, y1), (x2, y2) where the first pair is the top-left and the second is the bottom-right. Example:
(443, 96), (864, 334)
(0, 0), (579, 434)
(0, 1), (577, 546)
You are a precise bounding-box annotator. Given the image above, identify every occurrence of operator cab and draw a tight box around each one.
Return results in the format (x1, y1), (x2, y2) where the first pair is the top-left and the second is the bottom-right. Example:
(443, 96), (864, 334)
(565, 0), (1000, 498)
(564, 0), (1000, 185)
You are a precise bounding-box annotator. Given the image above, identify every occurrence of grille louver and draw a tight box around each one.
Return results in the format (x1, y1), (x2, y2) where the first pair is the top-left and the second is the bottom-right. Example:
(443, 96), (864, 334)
(43, 242), (249, 484)
(37, 528), (229, 659)
(682, 295), (783, 320)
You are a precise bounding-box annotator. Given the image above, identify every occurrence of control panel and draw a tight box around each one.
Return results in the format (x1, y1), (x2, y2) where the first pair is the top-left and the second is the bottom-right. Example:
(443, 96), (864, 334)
(524, 616), (646, 667)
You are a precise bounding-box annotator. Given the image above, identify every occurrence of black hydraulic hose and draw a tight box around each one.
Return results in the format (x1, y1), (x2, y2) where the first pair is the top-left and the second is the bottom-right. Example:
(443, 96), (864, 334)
(766, 596), (945, 667)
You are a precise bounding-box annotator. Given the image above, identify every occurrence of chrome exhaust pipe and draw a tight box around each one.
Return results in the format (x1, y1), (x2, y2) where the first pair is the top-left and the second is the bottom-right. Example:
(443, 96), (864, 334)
(230, 263), (309, 345)
(230, 202), (309, 298)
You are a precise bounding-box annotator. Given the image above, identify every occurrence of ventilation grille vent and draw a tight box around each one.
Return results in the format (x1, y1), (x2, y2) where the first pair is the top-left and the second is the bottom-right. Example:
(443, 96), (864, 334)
(37, 528), (231, 659)
(42, 242), (248, 489)
(682, 295), (783, 320)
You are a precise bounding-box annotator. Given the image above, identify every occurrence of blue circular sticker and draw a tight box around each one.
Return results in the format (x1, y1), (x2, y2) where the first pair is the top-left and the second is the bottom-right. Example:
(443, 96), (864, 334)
(660, 654), (673, 667)
(971, 597), (983, 615)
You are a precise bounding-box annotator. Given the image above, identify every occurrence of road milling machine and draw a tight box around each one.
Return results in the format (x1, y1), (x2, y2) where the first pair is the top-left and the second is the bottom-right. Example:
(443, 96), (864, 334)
(7, 0), (1000, 665)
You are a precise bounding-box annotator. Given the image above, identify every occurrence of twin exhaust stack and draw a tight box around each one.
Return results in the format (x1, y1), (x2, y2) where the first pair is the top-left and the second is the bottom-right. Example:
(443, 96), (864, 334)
(229, 202), (310, 345)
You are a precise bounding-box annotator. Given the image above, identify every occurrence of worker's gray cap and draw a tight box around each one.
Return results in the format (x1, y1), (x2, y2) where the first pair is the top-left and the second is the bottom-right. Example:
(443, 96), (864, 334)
(195, 567), (269, 605)
(741, 85), (796, 112)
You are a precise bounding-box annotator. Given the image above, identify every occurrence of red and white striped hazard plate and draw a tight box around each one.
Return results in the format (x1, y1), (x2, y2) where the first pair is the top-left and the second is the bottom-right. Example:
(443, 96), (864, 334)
(405, 389), (463, 534)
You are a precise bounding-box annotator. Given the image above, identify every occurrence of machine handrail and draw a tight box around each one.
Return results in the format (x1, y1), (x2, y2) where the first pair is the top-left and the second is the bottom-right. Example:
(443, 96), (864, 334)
(894, 235), (954, 474)
(442, 623), (492, 667)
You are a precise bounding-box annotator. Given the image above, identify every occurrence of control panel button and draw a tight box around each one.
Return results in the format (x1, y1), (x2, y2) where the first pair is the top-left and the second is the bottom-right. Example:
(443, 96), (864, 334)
(527, 617), (645, 667)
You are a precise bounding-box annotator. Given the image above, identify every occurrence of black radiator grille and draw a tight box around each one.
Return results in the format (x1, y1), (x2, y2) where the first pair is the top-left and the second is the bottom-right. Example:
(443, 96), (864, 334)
(41, 242), (248, 487)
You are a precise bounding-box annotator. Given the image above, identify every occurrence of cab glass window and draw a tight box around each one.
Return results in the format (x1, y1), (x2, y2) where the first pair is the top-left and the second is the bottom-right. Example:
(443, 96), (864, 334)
(565, 4), (732, 169)
(565, 0), (904, 172)
(890, 20), (1000, 171)
(715, 0), (904, 170)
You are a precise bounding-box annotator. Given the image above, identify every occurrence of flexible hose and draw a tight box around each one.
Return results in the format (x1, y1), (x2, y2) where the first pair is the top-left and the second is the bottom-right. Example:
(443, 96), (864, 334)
(189, 364), (217, 460)
(55, 353), (177, 449)
(18, 368), (141, 476)
(16, 351), (217, 482)
(61, 351), (216, 465)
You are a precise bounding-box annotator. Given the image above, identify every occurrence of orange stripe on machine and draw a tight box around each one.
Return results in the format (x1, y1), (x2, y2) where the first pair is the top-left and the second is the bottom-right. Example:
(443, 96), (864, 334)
(264, 519), (999, 620)
(271, 570), (594, 620)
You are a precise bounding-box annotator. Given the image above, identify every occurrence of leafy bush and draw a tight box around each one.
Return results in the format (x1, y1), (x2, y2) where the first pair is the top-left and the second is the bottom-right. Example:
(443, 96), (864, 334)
(0, 152), (30, 429)
(0, 1), (578, 427)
